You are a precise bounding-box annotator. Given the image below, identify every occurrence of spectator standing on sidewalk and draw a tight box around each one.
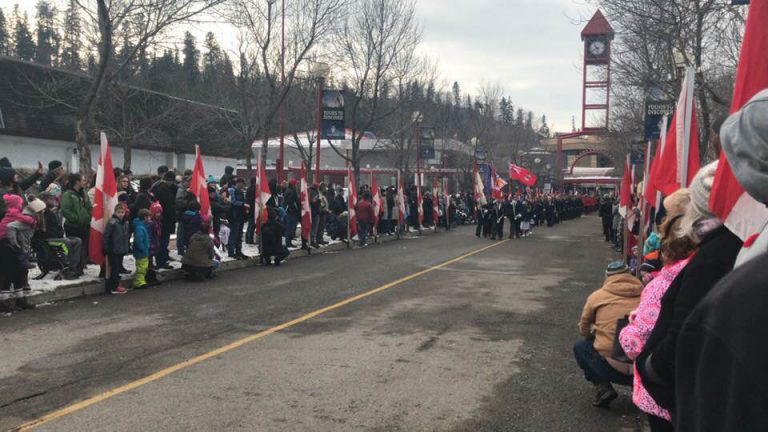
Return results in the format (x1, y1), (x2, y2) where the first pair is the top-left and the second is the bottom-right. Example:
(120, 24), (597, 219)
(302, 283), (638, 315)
(283, 179), (300, 248)
(60, 173), (92, 265)
(261, 207), (290, 265)
(152, 171), (177, 269)
(132, 209), (152, 289)
(102, 203), (129, 295)
(574, 261), (642, 408)
(227, 177), (249, 259)
(355, 192), (374, 247)
(316, 183), (330, 245)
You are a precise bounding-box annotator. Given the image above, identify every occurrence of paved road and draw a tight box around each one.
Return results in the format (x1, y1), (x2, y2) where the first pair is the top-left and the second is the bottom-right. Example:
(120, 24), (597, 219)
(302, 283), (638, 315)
(1, 216), (643, 431)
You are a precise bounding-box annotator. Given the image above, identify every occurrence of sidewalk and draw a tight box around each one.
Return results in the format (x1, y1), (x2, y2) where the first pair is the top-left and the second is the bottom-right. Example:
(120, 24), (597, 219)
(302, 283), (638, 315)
(0, 227), (442, 312)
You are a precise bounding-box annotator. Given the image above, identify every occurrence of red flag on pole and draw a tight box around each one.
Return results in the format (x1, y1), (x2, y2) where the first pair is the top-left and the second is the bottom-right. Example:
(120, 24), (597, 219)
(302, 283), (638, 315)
(89, 132), (118, 265)
(473, 163), (487, 206)
(619, 154), (632, 218)
(300, 162), (311, 241)
(643, 119), (667, 206)
(254, 151), (271, 234)
(443, 177), (450, 226)
(431, 179), (440, 225)
(710, 0), (768, 241)
(189, 145), (211, 220)
(509, 163), (537, 187)
(348, 167), (358, 236)
(397, 171), (405, 225)
(372, 174), (381, 227)
(653, 68), (701, 195)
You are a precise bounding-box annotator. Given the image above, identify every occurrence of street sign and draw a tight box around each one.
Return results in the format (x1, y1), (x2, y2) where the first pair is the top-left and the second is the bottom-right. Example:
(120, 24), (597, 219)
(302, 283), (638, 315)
(644, 101), (674, 140)
(321, 90), (345, 140)
(419, 127), (436, 159)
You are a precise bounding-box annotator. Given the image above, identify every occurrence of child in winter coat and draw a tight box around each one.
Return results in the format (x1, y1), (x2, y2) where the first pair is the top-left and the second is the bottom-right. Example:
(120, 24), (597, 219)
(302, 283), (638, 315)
(218, 218), (230, 254)
(181, 200), (203, 250)
(103, 203), (129, 295)
(4, 198), (46, 292)
(132, 209), (151, 289)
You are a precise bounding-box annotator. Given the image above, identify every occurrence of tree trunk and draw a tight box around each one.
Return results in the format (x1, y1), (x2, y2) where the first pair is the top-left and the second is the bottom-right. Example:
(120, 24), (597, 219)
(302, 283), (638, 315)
(75, 0), (111, 178)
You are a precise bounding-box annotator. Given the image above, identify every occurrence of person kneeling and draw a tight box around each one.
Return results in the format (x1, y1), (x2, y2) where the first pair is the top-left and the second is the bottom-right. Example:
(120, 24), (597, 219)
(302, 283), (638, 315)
(181, 222), (219, 281)
(574, 261), (642, 408)
(261, 207), (290, 266)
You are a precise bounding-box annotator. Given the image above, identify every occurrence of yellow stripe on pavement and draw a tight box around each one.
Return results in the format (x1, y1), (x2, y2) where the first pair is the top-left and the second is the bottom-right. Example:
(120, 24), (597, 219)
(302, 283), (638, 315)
(14, 240), (508, 431)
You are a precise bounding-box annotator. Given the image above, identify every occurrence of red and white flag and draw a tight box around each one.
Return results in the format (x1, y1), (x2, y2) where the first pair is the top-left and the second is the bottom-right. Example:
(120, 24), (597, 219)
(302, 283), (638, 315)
(417, 181), (424, 226)
(88, 132), (118, 265)
(189, 145), (211, 220)
(643, 118), (667, 207)
(473, 163), (487, 206)
(653, 68), (701, 195)
(710, 0), (768, 241)
(443, 178), (450, 226)
(254, 151), (271, 235)
(431, 179), (440, 225)
(619, 154), (632, 218)
(348, 167), (358, 236)
(300, 162), (311, 241)
(397, 171), (405, 225)
(372, 174), (381, 228)
(509, 163), (537, 187)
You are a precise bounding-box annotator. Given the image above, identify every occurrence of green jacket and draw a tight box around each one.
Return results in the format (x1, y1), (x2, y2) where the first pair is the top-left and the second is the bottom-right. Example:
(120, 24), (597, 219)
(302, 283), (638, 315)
(60, 189), (92, 227)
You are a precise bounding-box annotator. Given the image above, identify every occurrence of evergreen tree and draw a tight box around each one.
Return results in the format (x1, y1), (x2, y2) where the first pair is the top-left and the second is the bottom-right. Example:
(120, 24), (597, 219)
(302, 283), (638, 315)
(0, 8), (9, 56)
(34, 0), (59, 66)
(182, 31), (200, 91)
(13, 7), (36, 61)
(452, 81), (461, 106)
(60, 0), (82, 71)
(202, 32), (222, 85)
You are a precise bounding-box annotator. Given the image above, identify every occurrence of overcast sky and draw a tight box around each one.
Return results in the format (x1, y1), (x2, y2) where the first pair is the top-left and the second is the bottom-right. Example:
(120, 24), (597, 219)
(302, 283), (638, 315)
(12, 0), (594, 133)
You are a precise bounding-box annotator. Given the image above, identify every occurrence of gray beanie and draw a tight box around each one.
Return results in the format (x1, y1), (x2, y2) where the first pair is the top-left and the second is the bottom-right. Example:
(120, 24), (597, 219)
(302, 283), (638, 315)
(679, 161), (718, 239)
(721, 89), (768, 204)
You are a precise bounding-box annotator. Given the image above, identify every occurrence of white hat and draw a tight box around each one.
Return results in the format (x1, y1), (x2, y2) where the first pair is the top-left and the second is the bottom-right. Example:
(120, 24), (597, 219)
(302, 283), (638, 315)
(27, 198), (46, 213)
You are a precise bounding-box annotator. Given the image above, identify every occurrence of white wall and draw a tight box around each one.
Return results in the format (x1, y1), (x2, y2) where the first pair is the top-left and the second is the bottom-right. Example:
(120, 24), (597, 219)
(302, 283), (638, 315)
(0, 134), (239, 177)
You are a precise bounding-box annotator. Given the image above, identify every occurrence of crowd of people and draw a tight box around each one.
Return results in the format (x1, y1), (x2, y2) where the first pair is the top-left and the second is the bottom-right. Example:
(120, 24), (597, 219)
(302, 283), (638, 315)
(573, 90), (768, 431)
(473, 194), (590, 240)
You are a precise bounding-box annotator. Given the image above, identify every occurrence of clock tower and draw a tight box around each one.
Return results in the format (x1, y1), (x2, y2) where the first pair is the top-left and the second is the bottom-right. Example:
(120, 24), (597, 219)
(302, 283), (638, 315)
(580, 10), (614, 132)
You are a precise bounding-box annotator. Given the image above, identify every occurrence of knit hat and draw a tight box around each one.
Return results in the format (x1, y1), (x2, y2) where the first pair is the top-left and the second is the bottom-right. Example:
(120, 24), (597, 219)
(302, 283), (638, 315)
(679, 161), (719, 238)
(289, 178), (298, 186)
(662, 188), (690, 220)
(150, 201), (163, 215)
(48, 160), (63, 171)
(721, 89), (768, 204)
(207, 175), (217, 184)
(27, 198), (46, 213)
(640, 259), (663, 274)
(605, 261), (629, 276)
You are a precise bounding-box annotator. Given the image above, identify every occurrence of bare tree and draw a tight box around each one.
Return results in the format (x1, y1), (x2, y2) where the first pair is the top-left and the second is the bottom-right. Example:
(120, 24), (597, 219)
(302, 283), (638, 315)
(330, 0), (423, 184)
(72, 0), (225, 176)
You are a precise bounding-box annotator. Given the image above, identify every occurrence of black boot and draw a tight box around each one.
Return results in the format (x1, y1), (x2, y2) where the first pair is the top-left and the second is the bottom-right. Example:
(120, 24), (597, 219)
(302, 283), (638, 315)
(592, 382), (618, 408)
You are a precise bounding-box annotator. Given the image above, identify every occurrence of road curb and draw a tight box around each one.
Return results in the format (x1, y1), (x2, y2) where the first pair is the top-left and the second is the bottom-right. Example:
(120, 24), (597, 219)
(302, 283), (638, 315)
(1, 227), (442, 310)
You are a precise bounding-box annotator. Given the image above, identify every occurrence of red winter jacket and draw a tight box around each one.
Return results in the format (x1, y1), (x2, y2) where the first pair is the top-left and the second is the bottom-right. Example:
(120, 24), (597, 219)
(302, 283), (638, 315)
(355, 199), (374, 223)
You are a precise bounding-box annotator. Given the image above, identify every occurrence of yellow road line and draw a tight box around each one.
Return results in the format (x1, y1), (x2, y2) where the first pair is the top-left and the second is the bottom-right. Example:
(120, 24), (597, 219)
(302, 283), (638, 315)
(14, 240), (508, 431)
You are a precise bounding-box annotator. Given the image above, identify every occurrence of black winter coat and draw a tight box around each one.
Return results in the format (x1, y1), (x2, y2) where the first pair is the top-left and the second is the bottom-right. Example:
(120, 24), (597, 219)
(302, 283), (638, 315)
(151, 181), (177, 228)
(636, 225), (742, 412)
(261, 218), (286, 257)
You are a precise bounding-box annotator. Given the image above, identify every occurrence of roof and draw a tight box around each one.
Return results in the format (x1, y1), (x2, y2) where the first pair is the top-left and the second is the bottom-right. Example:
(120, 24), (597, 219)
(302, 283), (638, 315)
(581, 10), (615, 40)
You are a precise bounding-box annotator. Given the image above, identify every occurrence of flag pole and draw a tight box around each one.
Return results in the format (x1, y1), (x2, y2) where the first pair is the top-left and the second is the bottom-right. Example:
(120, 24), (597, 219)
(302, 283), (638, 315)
(636, 141), (652, 276)
(681, 67), (695, 188)
(346, 171), (351, 248)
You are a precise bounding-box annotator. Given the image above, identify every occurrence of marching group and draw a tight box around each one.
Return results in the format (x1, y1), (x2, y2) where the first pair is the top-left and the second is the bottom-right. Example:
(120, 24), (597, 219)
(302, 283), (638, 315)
(574, 90), (768, 431)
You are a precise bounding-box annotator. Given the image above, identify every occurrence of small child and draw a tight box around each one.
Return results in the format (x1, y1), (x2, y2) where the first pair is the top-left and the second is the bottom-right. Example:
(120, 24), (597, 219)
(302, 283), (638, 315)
(4, 198), (46, 292)
(0, 194), (39, 271)
(218, 218), (230, 254)
(132, 208), (151, 289)
(103, 203), (129, 295)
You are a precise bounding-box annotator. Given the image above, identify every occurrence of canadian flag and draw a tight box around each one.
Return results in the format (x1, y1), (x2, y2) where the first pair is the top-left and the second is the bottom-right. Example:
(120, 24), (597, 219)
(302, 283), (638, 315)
(189, 145), (211, 220)
(509, 163), (537, 187)
(709, 0), (768, 241)
(443, 177), (451, 226)
(643, 117), (668, 207)
(372, 174), (381, 227)
(473, 163), (487, 206)
(88, 132), (118, 265)
(300, 162), (312, 241)
(619, 154), (632, 218)
(253, 151), (271, 235)
(432, 179), (440, 224)
(397, 171), (406, 225)
(653, 67), (701, 195)
(417, 182), (424, 226)
(348, 167), (358, 236)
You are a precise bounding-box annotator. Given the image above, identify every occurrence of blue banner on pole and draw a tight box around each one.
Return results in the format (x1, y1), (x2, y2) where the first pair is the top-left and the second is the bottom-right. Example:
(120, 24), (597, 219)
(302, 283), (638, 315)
(732, 0), (750, 5)
(321, 90), (345, 140)
(644, 101), (674, 140)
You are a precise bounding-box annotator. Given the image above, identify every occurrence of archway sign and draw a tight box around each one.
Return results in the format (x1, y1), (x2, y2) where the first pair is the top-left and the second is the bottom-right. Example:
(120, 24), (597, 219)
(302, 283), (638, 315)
(568, 149), (617, 175)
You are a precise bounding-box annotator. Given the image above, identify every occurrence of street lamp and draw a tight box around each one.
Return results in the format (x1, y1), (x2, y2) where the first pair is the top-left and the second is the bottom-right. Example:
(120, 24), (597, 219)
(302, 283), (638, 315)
(311, 61), (330, 183)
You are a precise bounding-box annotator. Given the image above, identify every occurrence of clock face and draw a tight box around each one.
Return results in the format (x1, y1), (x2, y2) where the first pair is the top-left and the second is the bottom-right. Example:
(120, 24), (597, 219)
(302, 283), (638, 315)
(589, 40), (606, 57)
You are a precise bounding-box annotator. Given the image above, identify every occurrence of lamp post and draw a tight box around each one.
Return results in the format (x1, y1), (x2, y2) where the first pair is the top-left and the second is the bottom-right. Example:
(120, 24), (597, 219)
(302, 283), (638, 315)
(267, 0), (286, 183)
(312, 62), (330, 184)
(413, 111), (423, 188)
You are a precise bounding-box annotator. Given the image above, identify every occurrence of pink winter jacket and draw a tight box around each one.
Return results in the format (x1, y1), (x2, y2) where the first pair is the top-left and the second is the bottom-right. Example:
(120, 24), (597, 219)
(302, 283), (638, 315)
(0, 194), (36, 239)
(619, 257), (690, 420)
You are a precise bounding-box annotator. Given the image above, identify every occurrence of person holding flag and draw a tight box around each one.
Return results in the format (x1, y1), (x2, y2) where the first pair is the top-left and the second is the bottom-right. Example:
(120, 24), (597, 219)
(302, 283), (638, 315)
(347, 167), (358, 244)
(300, 163), (312, 253)
(431, 179), (440, 230)
(397, 172), (406, 236)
